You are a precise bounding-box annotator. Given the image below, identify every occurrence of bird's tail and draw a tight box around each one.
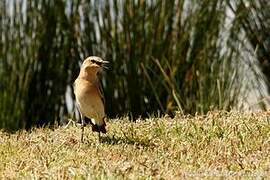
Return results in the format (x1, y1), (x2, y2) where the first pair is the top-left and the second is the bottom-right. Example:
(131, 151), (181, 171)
(85, 117), (107, 133)
(92, 123), (106, 133)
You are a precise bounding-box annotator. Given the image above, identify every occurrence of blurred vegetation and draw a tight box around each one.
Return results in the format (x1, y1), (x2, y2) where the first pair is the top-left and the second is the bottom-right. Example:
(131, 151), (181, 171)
(228, 0), (270, 96)
(0, 0), (269, 131)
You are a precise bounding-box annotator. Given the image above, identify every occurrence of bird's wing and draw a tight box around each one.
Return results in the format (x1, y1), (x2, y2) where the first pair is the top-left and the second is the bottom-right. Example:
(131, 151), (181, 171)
(96, 79), (105, 106)
(73, 80), (77, 93)
(97, 81), (107, 128)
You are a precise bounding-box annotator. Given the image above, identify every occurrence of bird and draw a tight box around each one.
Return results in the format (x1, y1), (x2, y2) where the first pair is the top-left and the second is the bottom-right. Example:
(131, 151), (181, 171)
(73, 56), (109, 142)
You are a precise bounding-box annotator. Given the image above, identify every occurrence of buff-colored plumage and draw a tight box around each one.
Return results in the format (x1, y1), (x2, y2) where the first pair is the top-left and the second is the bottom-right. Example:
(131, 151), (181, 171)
(73, 56), (109, 142)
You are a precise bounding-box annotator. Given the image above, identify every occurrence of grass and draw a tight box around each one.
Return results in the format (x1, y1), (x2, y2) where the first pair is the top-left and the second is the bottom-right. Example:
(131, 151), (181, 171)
(0, 111), (269, 179)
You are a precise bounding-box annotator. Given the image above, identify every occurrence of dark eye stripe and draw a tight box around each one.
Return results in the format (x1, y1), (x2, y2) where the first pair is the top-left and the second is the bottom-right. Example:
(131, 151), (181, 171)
(91, 60), (102, 66)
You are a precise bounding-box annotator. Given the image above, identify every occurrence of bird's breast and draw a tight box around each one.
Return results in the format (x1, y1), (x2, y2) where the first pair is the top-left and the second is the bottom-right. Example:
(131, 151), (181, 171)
(74, 80), (105, 121)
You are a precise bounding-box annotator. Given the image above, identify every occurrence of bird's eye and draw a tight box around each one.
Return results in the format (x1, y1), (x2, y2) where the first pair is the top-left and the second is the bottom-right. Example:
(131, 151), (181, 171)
(91, 60), (102, 66)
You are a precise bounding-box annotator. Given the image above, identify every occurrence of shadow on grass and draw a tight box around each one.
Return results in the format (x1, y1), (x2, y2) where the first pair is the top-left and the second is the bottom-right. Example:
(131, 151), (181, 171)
(100, 135), (154, 148)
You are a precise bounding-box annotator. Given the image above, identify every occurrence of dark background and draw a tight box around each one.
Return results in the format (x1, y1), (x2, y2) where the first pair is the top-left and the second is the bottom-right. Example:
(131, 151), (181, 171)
(0, 0), (269, 131)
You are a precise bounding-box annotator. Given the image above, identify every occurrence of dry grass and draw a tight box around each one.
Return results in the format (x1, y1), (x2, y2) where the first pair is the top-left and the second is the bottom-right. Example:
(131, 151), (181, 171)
(0, 111), (269, 179)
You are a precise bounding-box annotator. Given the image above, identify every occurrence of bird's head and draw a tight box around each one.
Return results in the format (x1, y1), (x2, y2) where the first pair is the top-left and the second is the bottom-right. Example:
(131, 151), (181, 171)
(81, 56), (109, 74)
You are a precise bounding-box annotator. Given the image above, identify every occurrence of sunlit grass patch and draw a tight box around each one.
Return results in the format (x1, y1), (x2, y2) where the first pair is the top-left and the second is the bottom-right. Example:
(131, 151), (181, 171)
(0, 111), (269, 179)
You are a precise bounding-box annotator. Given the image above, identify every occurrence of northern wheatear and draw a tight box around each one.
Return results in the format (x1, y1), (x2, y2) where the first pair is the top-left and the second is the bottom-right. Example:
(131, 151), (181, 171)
(73, 56), (109, 142)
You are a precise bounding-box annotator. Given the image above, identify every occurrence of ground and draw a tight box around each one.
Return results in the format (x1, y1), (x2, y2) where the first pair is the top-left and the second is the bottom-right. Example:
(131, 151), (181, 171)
(0, 111), (269, 179)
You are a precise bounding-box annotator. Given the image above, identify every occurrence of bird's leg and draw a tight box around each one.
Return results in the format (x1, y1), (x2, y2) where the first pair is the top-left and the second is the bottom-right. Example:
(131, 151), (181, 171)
(98, 132), (101, 142)
(81, 115), (85, 143)
(81, 125), (84, 142)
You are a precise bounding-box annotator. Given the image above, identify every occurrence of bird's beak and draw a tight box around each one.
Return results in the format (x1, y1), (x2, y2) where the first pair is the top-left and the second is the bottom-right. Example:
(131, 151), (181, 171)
(101, 60), (109, 69)
(101, 60), (109, 64)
